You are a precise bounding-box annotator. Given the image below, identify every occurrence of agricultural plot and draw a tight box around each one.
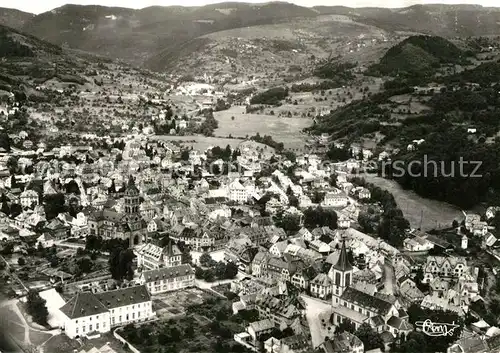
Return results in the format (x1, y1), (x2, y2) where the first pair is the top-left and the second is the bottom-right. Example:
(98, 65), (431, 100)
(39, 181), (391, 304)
(153, 288), (215, 320)
(214, 106), (310, 149)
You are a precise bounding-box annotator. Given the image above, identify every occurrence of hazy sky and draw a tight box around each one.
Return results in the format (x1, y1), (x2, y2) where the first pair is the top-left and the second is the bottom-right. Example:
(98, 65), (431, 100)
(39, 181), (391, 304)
(2, 0), (499, 15)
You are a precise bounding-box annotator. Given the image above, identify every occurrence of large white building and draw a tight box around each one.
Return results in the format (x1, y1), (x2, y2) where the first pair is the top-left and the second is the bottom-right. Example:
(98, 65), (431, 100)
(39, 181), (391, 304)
(60, 285), (155, 339)
(228, 179), (248, 203)
(403, 236), (434, 252)
(20, 189), (39, 208)
(139, 264), (195, 294)
(322, 189), (349, 208)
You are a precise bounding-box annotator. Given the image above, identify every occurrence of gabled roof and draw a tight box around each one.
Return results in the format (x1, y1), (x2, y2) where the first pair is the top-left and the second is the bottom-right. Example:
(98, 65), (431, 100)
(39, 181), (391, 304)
(387, 316), (413, 331)
(59, 292), (108, 319)
(370, 315), (385, 327)
(255, 293), (303, 319)
(311, 273), (331, 287)
(267, 256), (289, 270)
(252, 251), (270, 264)
(333, 331), (363, 352)
(138, 241), (181, 262)
(141, 264), (194, 283)
(178, 227), (202, 238)
(96, 285), (150, 310)
(298, 266), (318, 281)
(249, 319), (274, 333)
(272, 240), (288, 253)
(341, 287), (393, 316)
(281, 334), (309, 349)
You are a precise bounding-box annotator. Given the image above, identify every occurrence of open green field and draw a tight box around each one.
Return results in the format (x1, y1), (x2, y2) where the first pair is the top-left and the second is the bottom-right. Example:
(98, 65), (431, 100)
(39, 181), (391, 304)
(361, 173), (464, 230)
(214, 106), (311, 149)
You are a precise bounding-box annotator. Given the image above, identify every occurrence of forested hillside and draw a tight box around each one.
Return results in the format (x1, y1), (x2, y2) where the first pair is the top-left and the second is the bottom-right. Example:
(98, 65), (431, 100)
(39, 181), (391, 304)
(310, 37), (500, 209)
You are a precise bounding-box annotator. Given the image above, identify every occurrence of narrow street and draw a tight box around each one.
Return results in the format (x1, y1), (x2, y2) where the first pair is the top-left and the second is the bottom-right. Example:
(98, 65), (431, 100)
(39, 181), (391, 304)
(382, 262), (396, 296)
(233, 272), (332, 348)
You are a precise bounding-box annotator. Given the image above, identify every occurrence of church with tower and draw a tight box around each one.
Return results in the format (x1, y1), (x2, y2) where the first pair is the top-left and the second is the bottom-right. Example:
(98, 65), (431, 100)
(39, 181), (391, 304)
(331, 238), (353, 301)
(88, 175), (147, 247)
(330, 237), (407, 333)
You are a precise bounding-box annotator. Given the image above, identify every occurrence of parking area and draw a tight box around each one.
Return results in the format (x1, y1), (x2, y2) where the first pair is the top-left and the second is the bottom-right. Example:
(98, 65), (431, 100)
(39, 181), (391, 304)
(153, 288), (215, 319)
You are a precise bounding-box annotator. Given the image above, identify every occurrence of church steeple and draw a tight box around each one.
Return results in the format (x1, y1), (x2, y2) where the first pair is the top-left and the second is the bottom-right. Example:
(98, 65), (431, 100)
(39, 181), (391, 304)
(124, 175), (140, 214)
(126, 175), (138, 192)
(332, 235), (353, 303)
(334, 237), (353, 272)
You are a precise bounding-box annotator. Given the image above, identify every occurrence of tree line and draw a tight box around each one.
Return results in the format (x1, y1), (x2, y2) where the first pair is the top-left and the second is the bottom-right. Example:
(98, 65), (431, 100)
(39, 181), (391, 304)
(351, 177), (410, 247)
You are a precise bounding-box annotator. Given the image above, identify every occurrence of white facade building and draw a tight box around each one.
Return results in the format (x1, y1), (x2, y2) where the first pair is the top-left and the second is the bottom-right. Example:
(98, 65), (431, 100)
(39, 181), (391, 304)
(60, 285), (154, 339)
(136, 242), (182, 270)
(228, 179), (248, 203)
(322, 189), (349, 208)
(139, 264), (195, 294)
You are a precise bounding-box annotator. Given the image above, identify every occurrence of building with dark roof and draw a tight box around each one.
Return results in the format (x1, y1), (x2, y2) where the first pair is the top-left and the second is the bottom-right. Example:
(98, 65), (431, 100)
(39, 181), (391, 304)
(60, 292), (109, 320)
(139, 264), (195, 294)
(264, 334), (309, 353)
(330, 236), (403, 332)
(254, 290), (305, 331)
(59, 285), (154, 338)
(331, 332), (364, 353)
(331, 237), (353, 302)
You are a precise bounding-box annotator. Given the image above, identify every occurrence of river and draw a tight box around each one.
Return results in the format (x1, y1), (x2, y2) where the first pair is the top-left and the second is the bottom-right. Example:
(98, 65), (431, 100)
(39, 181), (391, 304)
(360, 173), (464, 231)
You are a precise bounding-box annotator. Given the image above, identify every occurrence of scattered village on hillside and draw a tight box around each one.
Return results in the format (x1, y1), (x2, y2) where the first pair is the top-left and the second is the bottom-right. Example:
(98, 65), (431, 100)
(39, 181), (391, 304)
(3, 87), (500, 353)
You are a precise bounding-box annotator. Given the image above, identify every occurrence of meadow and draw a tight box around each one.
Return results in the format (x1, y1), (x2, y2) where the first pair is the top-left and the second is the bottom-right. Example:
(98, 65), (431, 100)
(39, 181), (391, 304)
(361, 173), (464, 231)
(214, 106), (311, 149)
